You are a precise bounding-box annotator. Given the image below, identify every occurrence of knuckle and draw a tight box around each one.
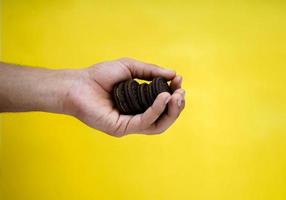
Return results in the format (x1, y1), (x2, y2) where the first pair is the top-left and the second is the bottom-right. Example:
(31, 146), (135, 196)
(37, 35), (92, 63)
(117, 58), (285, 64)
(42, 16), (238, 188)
(106, 125), (126, 138)
(112, 130), (126, 138)
(174, 88), (184, 95)
(113, 133), (125, 138)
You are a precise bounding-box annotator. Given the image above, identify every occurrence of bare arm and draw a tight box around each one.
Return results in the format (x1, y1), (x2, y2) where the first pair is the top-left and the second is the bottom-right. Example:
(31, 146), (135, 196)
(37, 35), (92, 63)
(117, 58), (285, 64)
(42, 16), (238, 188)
(0, 58), (185, 137)
(0, 62), (84, 113)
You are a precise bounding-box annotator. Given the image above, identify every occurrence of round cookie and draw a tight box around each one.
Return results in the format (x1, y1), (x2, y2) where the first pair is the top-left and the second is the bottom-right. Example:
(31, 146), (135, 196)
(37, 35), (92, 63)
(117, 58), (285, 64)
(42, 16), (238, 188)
(112, 77), (172, 115)
(151, 77), (171, 97)
(146, 83), (156, 107)
(124, 79), (143, 114)
(137, 83), (149, 111)
(152, 77), (171, 115)
(112, 83), (125, 113)
(113, 82), (132, 114)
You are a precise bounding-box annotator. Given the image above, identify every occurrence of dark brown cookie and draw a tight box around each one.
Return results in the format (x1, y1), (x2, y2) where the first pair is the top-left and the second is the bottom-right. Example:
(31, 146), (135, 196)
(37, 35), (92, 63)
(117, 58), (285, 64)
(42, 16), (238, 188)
(112, 76), (172, 115)
(112, 83), (124, 113)
(150, 77), (171, 115)
(137, 83), (149, 111)
(124, 79), (143, 114)
(151, 77), (172, 97)
(113, 81), (132, 114)
(146, 83), (156, 107)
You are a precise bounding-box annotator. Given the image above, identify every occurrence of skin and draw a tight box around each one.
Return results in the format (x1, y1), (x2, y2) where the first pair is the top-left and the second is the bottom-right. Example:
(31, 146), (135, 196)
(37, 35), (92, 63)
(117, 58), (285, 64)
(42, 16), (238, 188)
(0, 58), (185, 137)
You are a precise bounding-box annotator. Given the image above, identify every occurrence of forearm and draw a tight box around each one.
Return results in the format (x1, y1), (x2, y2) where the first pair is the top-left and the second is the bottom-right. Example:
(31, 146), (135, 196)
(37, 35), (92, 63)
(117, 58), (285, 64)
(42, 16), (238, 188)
(0, 62), (84, 114)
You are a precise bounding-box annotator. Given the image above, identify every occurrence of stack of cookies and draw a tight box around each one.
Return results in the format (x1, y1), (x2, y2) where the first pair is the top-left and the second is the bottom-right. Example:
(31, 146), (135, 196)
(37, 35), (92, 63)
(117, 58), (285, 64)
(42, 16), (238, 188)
(112, 77), (172, 115)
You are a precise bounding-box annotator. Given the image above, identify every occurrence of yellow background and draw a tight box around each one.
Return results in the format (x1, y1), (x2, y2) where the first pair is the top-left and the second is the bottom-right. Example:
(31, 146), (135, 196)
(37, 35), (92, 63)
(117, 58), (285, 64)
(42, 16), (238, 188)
(1, 0), (286, 199)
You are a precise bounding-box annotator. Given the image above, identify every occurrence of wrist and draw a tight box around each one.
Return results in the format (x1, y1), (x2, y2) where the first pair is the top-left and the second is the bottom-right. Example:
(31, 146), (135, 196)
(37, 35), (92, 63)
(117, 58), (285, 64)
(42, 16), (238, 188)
(39, 68), (89, 115)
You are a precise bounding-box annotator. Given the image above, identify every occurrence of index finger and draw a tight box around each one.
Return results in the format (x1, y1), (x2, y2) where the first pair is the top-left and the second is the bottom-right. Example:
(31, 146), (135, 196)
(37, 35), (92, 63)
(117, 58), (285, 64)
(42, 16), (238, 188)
(143, 88), (185, 134)
(118, 57), (176, 81)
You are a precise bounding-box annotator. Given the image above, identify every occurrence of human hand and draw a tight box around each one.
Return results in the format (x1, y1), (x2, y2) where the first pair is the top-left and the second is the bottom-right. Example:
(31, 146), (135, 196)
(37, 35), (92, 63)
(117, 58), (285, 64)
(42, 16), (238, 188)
(63, 58), (185, 137)
(0, 58), (185, 137)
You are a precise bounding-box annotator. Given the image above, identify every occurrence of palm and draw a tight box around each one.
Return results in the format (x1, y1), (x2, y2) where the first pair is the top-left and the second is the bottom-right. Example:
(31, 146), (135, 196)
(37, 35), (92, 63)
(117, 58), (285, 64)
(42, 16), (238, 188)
(74, 60), (133, 135)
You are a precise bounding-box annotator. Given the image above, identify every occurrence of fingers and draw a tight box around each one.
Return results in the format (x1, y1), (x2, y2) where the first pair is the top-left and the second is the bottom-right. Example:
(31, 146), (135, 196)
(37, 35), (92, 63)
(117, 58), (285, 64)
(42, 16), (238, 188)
(143, 88), (185, 134)
(125, 92), (171, 133)
(118, 57), (176, 81)
(140, 92), (171, 127)
(170, 75), (182, 92)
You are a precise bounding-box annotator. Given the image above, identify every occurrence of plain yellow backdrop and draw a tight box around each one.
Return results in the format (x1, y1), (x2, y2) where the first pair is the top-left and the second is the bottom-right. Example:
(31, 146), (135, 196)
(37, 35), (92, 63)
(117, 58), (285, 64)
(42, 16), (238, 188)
(1, 0), (286, 199)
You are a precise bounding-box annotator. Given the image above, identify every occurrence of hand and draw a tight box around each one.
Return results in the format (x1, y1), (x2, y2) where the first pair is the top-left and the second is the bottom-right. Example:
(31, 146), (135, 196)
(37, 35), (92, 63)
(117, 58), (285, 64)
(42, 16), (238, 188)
(0, 58), (185, 137)
(63, 58), (185, 137)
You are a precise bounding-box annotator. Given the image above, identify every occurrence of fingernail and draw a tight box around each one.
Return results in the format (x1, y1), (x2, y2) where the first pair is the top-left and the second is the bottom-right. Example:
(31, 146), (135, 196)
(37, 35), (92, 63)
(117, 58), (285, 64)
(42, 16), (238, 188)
(177, 98), (182, 107)
(164, 96), (171, 105)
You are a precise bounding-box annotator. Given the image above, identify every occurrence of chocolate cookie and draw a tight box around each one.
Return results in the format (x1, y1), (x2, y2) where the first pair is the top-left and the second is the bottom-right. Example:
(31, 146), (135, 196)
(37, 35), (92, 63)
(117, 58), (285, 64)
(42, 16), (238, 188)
(146, 83), (156, 107)
(151, 77), (171, 97)
(124, 79), (143, 114)
(113, 81), (132, 114)
(137, 83), (150, 110)
(112, 76), (172, 115)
